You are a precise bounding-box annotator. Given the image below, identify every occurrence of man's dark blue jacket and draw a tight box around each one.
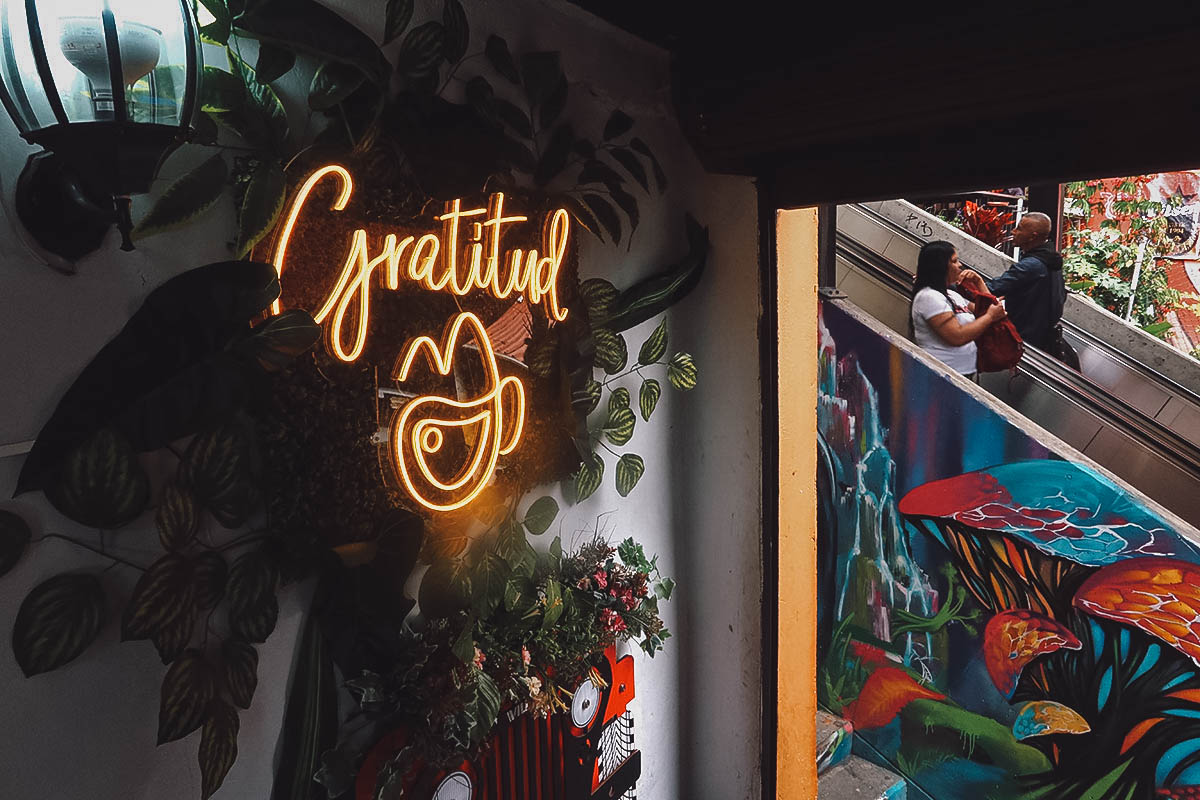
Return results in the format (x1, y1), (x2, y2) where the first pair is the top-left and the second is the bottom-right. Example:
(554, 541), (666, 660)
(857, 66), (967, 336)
(985, 244), (1065, 350)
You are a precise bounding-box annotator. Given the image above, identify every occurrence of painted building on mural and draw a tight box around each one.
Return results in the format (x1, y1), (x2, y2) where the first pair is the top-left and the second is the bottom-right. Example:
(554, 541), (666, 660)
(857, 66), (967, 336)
(818, 298), (1200, 799)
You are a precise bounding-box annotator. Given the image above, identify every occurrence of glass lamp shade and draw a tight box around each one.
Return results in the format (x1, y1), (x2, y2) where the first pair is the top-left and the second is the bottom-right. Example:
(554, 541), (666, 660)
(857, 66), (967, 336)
(0, 0), (200, 196)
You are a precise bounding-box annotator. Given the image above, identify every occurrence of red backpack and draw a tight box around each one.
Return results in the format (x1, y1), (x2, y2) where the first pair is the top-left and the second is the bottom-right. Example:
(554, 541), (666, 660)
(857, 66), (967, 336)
(958, 283), (1024, 372)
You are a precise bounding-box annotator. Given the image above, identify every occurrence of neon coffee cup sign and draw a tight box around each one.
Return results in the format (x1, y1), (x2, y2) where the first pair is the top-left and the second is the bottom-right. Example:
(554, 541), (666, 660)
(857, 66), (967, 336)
(269, 165), (571, 512)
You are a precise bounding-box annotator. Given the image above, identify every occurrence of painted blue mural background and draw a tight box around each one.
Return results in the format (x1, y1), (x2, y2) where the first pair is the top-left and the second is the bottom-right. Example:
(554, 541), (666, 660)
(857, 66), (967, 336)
(818, 299), (1200, 800)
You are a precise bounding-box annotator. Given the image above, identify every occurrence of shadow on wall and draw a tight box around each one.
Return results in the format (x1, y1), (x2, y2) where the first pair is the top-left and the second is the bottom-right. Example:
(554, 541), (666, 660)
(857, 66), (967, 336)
(817, 299), (1200, 800)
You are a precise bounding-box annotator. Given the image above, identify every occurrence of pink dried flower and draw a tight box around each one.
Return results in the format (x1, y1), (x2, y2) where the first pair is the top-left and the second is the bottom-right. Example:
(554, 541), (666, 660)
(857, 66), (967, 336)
(473, 646), (486, 669)
(522, 647), (531, 667)
(593, 569), (608, 589)
(601, 609), (627, 634)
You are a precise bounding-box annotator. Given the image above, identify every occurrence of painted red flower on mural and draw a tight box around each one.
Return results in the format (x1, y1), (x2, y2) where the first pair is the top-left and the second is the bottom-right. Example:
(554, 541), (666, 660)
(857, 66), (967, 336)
(841, 666), (945, 730)
(983, 609), (1082, 697)
(1074, 557), (1200, 668)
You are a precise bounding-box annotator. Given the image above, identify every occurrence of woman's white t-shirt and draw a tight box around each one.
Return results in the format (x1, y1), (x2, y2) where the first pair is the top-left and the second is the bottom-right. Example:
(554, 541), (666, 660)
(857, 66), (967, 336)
(911, 287), (977, 374)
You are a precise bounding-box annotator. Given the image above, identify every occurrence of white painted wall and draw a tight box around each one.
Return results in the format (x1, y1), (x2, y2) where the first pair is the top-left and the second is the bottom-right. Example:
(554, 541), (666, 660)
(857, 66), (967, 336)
(0, 1), (762, 798)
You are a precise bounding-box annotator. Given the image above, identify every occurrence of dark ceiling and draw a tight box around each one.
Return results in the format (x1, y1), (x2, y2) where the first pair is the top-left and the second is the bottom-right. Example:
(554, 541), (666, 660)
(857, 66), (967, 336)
(566, 3), (1200, 206)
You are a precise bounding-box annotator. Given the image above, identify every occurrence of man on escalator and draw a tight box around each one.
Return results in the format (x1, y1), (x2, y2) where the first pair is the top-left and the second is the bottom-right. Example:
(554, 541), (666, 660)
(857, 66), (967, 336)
(961, 211), (1073, 365)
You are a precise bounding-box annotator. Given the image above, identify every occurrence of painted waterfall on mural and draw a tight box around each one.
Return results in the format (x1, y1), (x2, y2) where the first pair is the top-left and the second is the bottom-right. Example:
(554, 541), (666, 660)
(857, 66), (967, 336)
(817, 300), (1200, 800)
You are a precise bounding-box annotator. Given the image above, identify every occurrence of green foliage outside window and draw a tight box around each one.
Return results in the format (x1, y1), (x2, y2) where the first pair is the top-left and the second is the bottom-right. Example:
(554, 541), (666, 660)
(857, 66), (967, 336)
(1062, 178), (1189, 339)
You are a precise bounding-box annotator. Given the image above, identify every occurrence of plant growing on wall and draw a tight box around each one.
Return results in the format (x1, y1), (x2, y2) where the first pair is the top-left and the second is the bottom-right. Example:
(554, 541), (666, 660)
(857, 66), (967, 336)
(4, 262), (321, 798)
(3, 1), (706, 798)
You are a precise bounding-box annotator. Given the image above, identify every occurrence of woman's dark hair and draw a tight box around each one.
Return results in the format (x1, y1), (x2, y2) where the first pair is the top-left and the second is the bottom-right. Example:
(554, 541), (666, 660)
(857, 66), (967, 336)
(913, 240), (957, 299)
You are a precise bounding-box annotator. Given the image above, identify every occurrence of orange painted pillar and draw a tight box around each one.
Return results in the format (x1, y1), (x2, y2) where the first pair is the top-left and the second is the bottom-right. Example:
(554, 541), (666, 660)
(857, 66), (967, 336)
(776, 207), (819, 797)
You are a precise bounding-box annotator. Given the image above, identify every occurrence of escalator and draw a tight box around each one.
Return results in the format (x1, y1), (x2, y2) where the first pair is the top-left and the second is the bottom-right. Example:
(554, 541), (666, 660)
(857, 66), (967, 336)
(832, 199), (1200, 523)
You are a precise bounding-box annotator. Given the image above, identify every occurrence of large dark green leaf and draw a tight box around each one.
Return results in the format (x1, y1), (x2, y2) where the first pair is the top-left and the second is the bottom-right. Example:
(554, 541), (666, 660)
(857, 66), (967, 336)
(396, 21), (445, 79)
(464, 671), (501, 744)
(45, 428), (149, 528)
(495, 98), (532, 138)
(539, 76), (567, 129)
(12, 573), (105, 677)
(194, 552), (229, 609)
(236, 310), (320, 373)
(638, 318), (668, 365)
(485, 35), (519, 84)
(604, 405), (635, 446)
(667, 352), (698, 391)
(595, 215), (709, 332)
(630, 137), (667, 191)
(200, 700), (240, 799)
(16, 261), (281, 496)
(610, 146), (649, 192)
(383, 0), (414, 44)
(308, 61), (365, 111)
(580, 278), (619, 324)
(185, 420), (251, 504)
(464, 75), (497, 125)
(151, 610), (196, 665)
(0, 510), (30, 577)
(574, 378), (602, 416)
(198, 0), (231, 45)
(562, 195), (603, 241)
(222, 639), (259, 709)
(442, 0), (469, 62)
(520, 51), (563, 106)
(639, 378), (661, 421)
(156, 482), (199, 551)
(582, 193), (621, 244)
(609, 183), (640, 235)
(199, 67), (243, 113)
(122, 553), (194, 641)
(233, 0), (390, 85)
(540, 579), (564, 629)
(578, 158), (624, 188)
(255, 43), (295, 83)
(159, 649), (216, 744)
(418, 559), (471, 618)
(498, 520), (537, 577)
(470, 552), (509, 618)
(269, 612), (338, 800)
(227, 552), (279, 643)
(213, 53), (287, 149)
(592, 328), (627, 375)
(522, 496), (559, 535)
(534, 124), (574, 187)
(603, 109), (634, 140)
(615, 453), (645, 497)
(235, 159), (286, 258)
(573, 453), (603, 503)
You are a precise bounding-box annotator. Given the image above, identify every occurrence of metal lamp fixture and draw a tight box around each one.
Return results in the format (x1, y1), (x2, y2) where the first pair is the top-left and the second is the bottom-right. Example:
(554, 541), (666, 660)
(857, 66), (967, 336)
(0, 0), (201, 259)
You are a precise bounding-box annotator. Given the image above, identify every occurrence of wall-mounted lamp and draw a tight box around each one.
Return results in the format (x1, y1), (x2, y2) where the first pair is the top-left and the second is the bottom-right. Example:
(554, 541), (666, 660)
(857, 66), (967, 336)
(0, 0), (201, 260)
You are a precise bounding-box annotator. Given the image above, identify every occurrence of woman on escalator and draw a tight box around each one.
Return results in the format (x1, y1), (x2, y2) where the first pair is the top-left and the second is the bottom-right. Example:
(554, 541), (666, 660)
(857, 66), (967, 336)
(910, 240), (1008, 378)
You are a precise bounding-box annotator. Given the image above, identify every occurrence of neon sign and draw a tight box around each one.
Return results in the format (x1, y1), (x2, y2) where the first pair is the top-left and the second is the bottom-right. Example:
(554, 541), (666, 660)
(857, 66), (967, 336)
(271, 165), (570, 363)
(389, 312), (525, 512)
(270, 165), (570, 513)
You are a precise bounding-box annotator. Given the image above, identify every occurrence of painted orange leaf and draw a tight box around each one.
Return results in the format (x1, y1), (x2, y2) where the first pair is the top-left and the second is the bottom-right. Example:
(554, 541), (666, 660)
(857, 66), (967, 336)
(983, 609), (1082, 697)
(841, 666), (945, 730)
(1074, 557), (1200, 668)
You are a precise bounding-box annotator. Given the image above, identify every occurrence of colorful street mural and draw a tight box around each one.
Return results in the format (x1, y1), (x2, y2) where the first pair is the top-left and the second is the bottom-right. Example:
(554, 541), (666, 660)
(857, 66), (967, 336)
(817, 299), (1200, 800)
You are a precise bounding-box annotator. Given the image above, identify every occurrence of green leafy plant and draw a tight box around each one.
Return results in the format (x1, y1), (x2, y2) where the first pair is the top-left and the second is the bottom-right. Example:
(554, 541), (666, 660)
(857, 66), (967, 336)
(4, 262), (320, 799)
(1063, 177), (1186, 339)
(322, 521), (674, 797)
(11, 3), (704, 798)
